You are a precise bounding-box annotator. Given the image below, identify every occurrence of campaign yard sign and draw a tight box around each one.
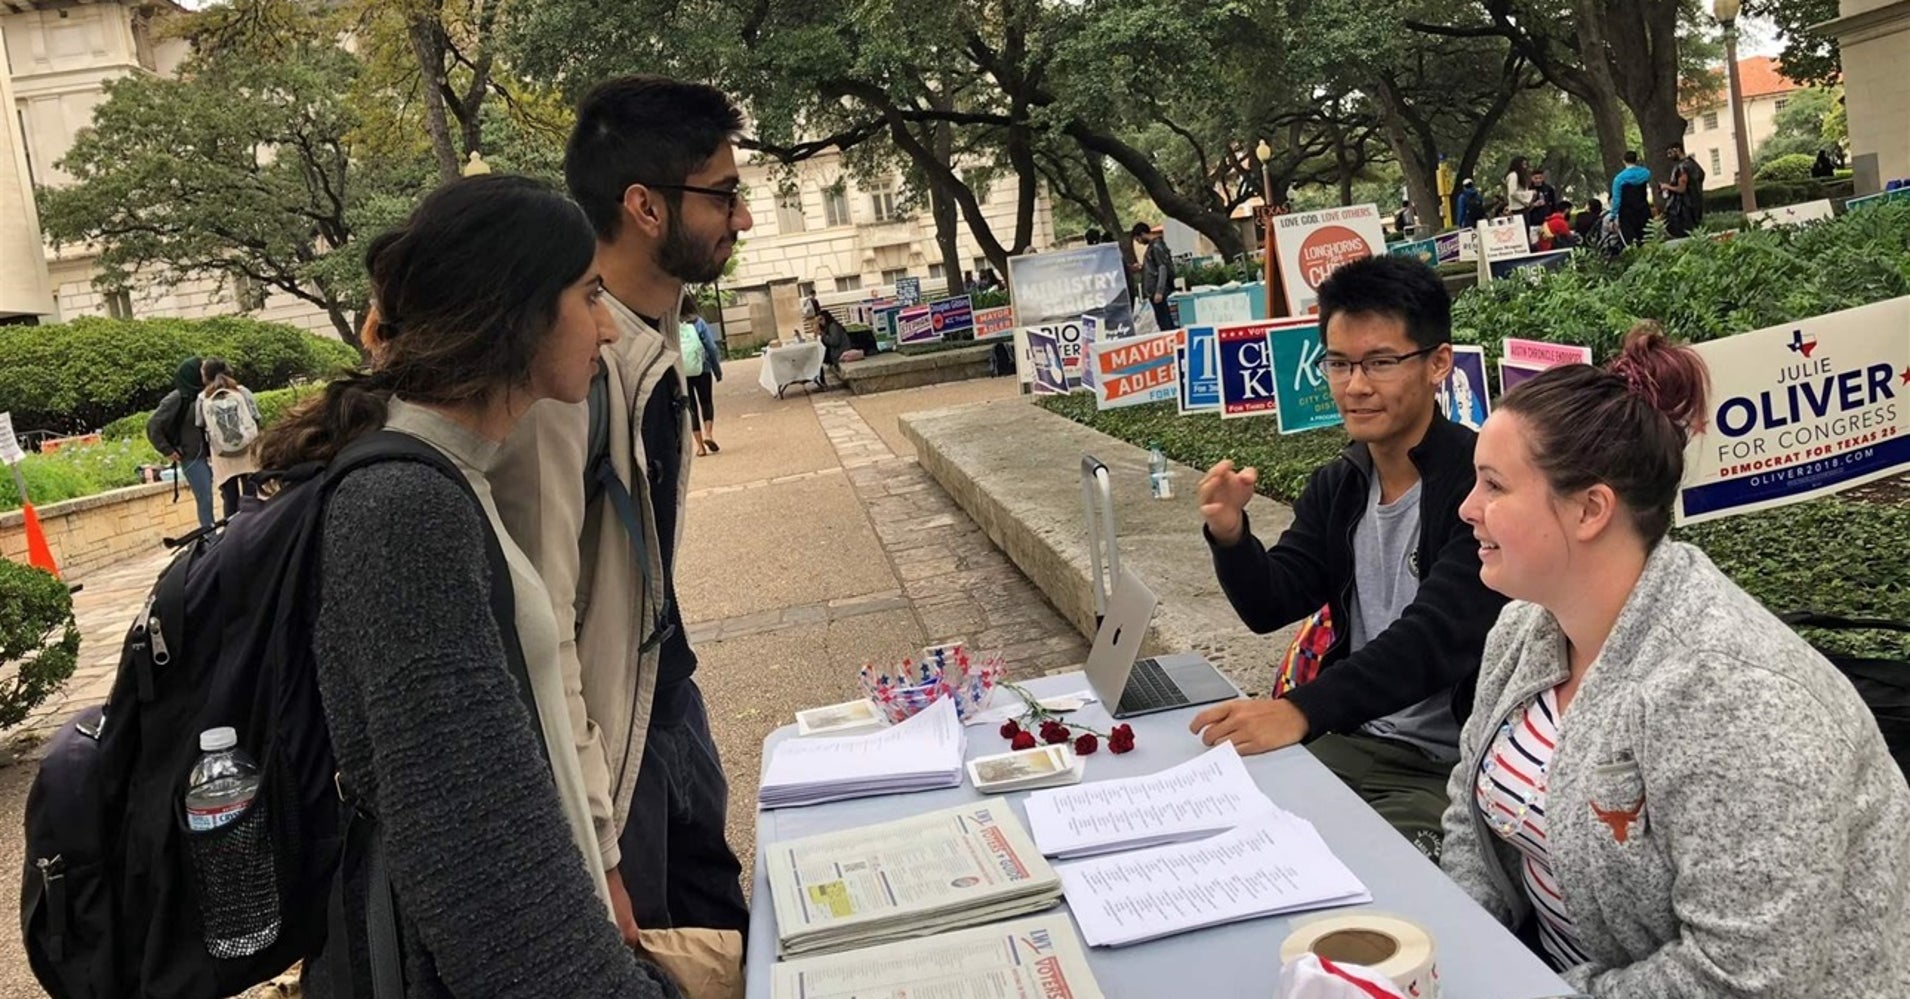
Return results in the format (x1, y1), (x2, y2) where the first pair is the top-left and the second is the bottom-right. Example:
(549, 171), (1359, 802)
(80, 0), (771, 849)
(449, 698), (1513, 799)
(974, 306), (1015, 338)
(1485, 250), (1571, 284)
(1090, 330), (1180, 410)
(1006, 244), (1135, 341)
(1676, 296), (1910, 525)
(897, 304), (937, 346)
(1217, 322), (1282, 420)
(1025, 326), (1071, 395)
(1389, 237), (1439, 267)
(1177, 326), (1221, 414)
(930, 296), (975, 338)
(1498, 338), (1593, 395)
(1265, 320), (1342, 434)
(1017, 320), (1087, 390)
(1273, 205), (1387, 315)
(895, 276), (923, 306)
(1438, 345), (1491, 430)
(1474, 217), (1530, 283)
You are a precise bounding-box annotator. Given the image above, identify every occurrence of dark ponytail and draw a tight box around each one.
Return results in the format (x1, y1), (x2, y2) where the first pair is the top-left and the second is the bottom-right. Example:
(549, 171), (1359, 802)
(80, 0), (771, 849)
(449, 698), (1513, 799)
(257, 174), (596, 470)
(1499, 323), (1710, 544)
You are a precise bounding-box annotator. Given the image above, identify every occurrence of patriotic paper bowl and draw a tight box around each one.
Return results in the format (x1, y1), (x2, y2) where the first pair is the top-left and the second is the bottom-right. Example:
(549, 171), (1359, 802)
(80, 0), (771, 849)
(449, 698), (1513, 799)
(858, 650), (1005, 724)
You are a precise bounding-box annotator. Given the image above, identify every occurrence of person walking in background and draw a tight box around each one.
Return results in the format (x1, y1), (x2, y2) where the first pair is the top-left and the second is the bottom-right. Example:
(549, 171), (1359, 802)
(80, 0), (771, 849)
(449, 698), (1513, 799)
(193, 356), (261, 519)
(1394, 200), (1416, 237)
(678, 298), (722, 456)
(1811, 149), (1836, 179)
(1455, 179), (1486, 229)
(1523, 169), (1559, 231)
(1661, 144), (1706, 238)
(1444, 327), (1909, 994)
(1608, 151), (1652, 247)
(145, 355), (216, 531)
(1503, 157), (1536, 219)
(1132, 221), (1177, 332)
(256, 174), (678, 997)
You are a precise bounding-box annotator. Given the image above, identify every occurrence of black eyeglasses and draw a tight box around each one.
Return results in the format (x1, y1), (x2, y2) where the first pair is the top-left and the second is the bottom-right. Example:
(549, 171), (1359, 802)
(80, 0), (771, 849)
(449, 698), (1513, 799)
(645, 183), (745, 214)
(1316, 345), (1438, 382)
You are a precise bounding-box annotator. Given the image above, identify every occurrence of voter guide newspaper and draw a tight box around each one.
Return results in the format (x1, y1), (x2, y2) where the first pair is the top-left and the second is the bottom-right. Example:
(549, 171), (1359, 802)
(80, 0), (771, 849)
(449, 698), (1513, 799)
(770, 913), (1105, 999)
(767, 801), (1063, 957)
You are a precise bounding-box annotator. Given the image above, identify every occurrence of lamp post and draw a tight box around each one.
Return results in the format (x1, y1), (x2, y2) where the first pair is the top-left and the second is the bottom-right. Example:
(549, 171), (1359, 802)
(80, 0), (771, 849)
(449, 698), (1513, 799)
(1255, 139), (1283, 319)
(1714, 0), (1758, 212)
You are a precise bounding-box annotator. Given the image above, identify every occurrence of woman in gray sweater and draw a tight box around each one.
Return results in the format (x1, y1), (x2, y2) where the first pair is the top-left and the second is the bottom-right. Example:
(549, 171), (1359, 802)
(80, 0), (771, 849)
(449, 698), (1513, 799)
(1444, 327), (1909, 996)
(256, 176), (676, 997)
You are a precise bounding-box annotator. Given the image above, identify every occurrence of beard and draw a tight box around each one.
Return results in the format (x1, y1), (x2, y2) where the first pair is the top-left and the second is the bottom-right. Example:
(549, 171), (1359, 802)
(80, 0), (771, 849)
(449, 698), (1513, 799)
(658, 213), (731, 284)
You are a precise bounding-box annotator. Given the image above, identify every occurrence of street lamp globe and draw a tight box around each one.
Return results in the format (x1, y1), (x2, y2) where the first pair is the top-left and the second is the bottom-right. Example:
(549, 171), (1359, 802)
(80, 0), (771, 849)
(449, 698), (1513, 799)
(1255, 140), (1272, 162)
(1713, 0), (1740, 25)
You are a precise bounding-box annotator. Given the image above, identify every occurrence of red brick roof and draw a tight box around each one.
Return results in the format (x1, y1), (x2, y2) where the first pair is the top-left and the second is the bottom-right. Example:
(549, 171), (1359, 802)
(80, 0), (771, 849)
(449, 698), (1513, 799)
(1691, 57), (1804, 111)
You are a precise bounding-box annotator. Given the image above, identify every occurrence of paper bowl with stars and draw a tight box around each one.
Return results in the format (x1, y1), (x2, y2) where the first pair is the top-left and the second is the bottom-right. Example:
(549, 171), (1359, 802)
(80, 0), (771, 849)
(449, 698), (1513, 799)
(857, 641), (1005, 724)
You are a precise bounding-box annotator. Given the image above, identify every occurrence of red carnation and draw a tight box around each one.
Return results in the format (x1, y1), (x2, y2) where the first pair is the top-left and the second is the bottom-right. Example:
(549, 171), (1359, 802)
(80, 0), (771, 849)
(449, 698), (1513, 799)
(999, 719), (1021, 739)
(1074, 732), (1099, 755)
(1041, 721), (1070, 745)
(1108, 724), (1136, 754)
(1010, 731), (1037, 751)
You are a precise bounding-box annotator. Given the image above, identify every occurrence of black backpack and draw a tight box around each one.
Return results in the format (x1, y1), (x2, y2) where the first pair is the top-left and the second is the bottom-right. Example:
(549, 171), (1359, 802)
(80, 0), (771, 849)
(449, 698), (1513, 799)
(1781, 611), (1910, 772)
(21, 430), (540, 999)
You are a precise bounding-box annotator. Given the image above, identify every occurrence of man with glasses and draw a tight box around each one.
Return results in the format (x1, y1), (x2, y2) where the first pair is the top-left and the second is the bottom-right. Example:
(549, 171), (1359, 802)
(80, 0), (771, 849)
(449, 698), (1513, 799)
(1189, 255), (1506, 859)
(489, 75), (753, 946)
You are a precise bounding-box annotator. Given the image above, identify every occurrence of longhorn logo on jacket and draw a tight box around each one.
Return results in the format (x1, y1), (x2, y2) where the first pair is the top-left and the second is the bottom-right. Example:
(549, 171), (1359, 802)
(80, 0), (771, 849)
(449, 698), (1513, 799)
(1591, 797), (1646, 844)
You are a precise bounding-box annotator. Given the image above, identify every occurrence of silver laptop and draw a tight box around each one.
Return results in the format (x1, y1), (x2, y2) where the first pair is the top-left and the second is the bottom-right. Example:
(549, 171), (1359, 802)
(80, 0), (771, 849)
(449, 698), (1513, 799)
(1084, 567), (1240, 718)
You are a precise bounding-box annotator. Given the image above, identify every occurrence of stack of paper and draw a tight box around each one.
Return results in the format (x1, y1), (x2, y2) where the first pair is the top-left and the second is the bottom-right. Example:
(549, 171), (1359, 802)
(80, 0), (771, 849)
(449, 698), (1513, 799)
(758, 697), (965, 808)
(1057, 812), (1372, 947)
(765, 802), (1064, 957)
(769, 914), (1106, 999)
(1022, 742), (1281, 857)
(968, 743), (1084, 794)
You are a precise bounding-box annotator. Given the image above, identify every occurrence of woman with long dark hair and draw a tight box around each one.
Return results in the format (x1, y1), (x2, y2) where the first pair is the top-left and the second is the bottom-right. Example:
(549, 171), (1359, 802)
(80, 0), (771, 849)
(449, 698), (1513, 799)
(1442, 326), (1909, 994)
(260, 175), (678, 997)
(1504, 156), (1535, 219)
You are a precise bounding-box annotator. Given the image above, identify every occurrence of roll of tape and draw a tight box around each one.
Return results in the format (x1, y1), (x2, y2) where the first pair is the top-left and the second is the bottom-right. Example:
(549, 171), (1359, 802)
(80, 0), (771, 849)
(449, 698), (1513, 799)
(1280, 912), (1440, 999)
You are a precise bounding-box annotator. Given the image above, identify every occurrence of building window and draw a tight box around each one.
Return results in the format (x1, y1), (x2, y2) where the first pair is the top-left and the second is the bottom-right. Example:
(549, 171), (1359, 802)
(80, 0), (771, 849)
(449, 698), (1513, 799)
(871, 190), (898, 223)
(105, 290), (134, 319)
(823, 186), (851, 228)
(1774, 97), (1788, 112)
(928, 263), (945, 283)
(834, 275), (862, 293)
(881, 268), (910, 286)
(775, 191), (806, 235)
(1702, 111), (1719, 131)
(1709, 148), (1722, 175)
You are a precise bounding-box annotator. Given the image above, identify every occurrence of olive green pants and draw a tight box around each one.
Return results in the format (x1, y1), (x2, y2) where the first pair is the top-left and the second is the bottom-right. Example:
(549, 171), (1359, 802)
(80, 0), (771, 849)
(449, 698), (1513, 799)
(1306, 732), (1455, 863)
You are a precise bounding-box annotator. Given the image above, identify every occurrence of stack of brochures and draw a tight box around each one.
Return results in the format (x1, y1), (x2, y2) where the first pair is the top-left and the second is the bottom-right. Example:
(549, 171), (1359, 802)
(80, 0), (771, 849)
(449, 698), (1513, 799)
(757, 697), (965, 808)
(769, 914), (1106, 999)
(1021, 742), (1282, 858)
(765, 802), (1064, 957)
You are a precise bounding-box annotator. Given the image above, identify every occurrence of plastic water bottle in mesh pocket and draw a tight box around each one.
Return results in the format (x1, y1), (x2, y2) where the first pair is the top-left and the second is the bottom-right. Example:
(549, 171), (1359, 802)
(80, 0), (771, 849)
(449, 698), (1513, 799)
(183, 727), (282, 958)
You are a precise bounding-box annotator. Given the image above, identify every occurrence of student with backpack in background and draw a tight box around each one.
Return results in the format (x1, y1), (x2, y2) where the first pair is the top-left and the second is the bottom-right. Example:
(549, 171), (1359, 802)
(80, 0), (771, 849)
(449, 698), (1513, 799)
(678, 297), (722, 456)
(194, 356), (261, 519)
(145, 354), (216, 530)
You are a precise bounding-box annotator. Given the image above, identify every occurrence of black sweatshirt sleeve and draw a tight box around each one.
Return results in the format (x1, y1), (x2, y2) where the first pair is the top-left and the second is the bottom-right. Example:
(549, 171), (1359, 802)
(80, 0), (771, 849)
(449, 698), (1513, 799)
(316, 463), (678, 999)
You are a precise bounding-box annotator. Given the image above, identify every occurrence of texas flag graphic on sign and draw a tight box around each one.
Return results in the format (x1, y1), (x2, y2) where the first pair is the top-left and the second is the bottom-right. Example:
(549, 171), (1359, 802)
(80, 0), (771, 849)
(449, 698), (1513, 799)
(1788, 329), (1817, 357)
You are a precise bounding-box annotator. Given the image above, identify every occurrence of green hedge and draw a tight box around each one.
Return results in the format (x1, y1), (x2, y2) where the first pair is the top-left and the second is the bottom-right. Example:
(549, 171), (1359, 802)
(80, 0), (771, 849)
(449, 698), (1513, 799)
(0, 316), (360, 436)
(0, 559), (78, 730)
(1754, 153), (1816, 183)
(1703, 176), (1853, 215)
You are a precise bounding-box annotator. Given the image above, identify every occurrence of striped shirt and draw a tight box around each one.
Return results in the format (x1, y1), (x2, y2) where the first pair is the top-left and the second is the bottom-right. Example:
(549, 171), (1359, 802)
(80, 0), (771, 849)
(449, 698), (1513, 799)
(1472, 687), (1589, 970)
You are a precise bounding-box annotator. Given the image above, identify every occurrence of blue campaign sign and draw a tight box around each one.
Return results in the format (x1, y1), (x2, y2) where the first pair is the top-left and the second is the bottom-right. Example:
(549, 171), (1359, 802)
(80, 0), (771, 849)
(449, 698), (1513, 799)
(1178, 326), (1221, 413)
(930, 295), (975, 336)
(1266, 321), (1342, 434)
(1218, 322), (1280, 419)
(1487, 250), (1571, 282)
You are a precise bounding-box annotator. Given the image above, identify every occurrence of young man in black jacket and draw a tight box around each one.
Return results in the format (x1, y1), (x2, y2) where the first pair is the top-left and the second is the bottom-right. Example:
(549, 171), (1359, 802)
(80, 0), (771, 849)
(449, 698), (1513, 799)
(1190, 255), (1507, 859)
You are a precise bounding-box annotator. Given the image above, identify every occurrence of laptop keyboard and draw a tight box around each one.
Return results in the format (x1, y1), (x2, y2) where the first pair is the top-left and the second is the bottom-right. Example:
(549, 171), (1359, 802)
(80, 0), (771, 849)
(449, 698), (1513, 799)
(1118, 657), (1190, 714)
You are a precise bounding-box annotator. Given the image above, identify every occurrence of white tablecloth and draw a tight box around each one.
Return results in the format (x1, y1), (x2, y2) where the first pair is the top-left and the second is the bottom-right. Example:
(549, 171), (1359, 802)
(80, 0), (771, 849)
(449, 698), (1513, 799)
(758, 342), (826, 397)
(745, 672), (1573, 998)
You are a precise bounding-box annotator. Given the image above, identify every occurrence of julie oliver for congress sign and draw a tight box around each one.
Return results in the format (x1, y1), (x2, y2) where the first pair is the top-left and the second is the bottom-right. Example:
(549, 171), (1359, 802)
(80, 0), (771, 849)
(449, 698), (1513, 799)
(1273, 205), (1386, 315)
(1676, 296), (1909, 525)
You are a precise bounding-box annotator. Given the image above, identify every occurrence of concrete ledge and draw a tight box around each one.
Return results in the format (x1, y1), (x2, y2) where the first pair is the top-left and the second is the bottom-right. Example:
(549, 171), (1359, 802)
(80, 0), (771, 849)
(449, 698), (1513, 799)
(841, 344), (997, 395)
(0, 481), (173, 528)
(901, 401), (1298, 693)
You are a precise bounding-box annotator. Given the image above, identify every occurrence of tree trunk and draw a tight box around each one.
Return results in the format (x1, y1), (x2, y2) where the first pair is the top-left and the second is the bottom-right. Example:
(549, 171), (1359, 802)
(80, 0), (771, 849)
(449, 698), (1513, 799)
(930, 121), (964, 294)
(1335, 128), (1355, 207)
(1065, 123), (1246, 260)
(324, 302), (363, 356)
(407, 17), (460, 182)
(1007, 118), (1038, 254)
(1374, 79), (1442, 241)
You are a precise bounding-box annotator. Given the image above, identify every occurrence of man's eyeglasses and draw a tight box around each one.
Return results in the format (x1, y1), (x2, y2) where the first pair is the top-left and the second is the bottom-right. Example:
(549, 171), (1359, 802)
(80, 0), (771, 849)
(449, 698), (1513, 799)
(646, 183), (745, 214)
(1315, 345), (1438, 382)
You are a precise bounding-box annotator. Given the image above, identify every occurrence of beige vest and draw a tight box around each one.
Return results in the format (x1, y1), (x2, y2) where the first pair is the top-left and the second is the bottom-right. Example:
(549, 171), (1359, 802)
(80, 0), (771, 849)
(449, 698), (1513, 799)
(383, 399), (609, 914)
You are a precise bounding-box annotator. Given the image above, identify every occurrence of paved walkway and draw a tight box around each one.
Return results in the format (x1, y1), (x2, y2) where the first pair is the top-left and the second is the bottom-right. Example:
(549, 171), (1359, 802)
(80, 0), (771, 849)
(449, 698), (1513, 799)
(0, 360), (1082, 998)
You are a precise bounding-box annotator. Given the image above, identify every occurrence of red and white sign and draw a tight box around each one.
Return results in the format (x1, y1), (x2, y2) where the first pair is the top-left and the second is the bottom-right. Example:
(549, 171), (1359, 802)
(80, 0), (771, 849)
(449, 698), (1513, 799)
(1273, 205), (1387, 316)
(974, 306), (1015, 337)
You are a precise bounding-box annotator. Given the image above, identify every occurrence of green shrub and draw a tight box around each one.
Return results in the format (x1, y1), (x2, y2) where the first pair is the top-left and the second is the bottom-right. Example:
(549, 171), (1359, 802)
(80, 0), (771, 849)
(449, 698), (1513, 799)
(0, 316), (360, 436)
(1704, 176), (1853, 215)
(1755, 153), (1817, 183)
(0, 458), (100, 512)
(972, 289), (1012, 309)
(0, 559), (79, 730)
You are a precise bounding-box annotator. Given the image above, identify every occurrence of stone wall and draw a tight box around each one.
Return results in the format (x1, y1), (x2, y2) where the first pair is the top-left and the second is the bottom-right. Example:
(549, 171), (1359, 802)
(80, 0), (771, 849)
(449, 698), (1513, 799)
(0, 482), (196, 579)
